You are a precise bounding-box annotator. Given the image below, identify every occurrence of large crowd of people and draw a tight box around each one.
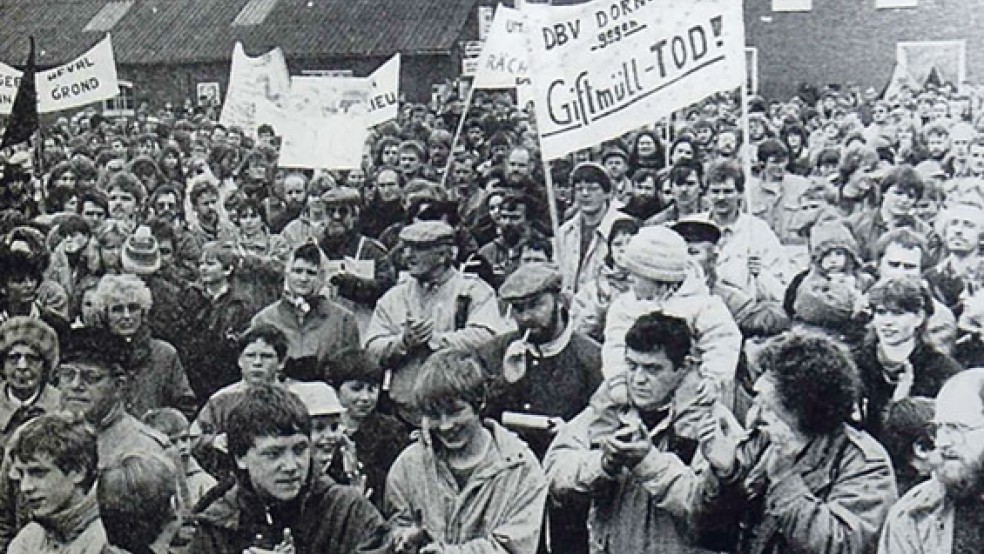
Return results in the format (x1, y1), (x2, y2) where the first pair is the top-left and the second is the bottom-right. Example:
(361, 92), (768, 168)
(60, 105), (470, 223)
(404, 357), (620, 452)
(0, 74), (980, 553)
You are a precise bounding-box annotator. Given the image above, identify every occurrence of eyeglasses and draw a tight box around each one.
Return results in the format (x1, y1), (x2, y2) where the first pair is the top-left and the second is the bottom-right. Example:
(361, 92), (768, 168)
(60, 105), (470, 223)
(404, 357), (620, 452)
(107, 303), (143, 315)
(5, 351), (42, 365)
(325, 205), (353, 218)
(56, 365), (110, 386)
(927, 420), (984, 445)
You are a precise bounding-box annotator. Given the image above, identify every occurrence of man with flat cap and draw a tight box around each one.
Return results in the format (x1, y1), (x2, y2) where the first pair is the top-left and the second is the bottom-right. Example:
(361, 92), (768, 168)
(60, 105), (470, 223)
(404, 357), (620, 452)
(480, 262), (602, 554)
(364, 221), (502, 424)
(482, 262), (603, 456)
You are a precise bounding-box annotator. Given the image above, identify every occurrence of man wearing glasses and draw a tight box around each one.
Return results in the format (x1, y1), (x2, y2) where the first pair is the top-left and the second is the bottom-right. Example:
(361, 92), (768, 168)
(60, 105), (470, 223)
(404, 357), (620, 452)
(318, 187), (394, 334)
(0, 328), (169, 551)
(880, 368), (984, 553)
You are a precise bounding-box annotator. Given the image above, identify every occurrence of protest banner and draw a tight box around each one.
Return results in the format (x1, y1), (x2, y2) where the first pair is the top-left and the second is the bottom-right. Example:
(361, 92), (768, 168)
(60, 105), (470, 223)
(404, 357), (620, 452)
(37, 35), (119, 113)
(276, 74), (369, 170)
(219, 42), (290, 137)
(0, 35), (119, 115)
(365, 53), (400, 127)
(524, 0), (745, 160)
(473, 5), (531, 90)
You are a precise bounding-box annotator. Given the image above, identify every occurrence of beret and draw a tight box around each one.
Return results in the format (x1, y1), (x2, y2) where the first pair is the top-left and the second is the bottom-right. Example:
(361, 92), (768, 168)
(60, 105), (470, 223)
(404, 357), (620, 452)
(672, 218), (722, 245)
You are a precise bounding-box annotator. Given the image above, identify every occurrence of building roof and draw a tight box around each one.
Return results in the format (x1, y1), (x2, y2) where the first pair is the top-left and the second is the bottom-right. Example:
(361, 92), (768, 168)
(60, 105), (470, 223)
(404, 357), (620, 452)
(0, 0), (478, 66)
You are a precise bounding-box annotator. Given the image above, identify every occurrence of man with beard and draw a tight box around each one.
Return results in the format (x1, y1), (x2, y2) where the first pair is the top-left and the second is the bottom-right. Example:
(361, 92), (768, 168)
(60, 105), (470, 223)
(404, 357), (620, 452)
(925, 202), (984, 310)
(481, 262), (602, 554)
(879, 368), (984, 553)
(268, 172), (308, 233)
(450, 153), (488, 232)
(148, 185), (201, 284)
(504, 145), (535, 186)
(187, 179), (236, 248)
(477, 192), (541, 289)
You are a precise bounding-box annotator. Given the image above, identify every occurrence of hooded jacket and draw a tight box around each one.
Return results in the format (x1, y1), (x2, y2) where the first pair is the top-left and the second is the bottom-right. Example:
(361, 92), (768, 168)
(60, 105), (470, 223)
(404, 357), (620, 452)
(385, 419), (548, 554)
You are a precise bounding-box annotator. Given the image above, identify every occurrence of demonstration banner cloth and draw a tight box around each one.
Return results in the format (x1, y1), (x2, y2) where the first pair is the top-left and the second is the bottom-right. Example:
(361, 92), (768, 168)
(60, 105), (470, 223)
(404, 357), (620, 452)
(524, 0), (745, 160)
(0, 35), (119, 115)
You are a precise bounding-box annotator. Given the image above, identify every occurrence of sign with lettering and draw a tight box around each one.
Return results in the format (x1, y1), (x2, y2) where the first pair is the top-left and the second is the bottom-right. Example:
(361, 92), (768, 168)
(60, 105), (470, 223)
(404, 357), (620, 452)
(219, 42), (291, 137)
(365, 53), (400, 127)
(0, 35), (119, 114)
(524, 0), (745, 160)
(473, 6), (531, 90)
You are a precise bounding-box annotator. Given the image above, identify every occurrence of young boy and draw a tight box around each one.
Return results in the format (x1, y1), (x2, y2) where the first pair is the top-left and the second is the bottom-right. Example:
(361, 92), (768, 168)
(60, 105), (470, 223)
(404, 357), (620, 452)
(190, 384), (390, 553)
(385, 349), (547, 553)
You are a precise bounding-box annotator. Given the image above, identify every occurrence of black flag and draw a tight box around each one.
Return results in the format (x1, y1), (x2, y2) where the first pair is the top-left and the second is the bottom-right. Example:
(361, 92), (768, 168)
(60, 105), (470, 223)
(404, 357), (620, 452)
(1, 37), (38, 150)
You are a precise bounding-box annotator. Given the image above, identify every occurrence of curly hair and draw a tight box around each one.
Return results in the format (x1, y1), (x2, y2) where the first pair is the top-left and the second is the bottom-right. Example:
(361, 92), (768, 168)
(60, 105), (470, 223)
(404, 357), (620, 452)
(93, 273), (153, 313)
(757, 330), (860, 435)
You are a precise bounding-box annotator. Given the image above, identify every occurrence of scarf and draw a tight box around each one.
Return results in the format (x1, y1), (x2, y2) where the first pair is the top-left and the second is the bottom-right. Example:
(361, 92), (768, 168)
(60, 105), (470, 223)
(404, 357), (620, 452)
(37, 488), (100, 545)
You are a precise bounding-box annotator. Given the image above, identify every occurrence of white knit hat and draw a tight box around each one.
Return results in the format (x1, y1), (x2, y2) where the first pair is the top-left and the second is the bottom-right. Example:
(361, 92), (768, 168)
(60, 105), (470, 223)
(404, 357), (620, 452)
(622, 226), (689, 283)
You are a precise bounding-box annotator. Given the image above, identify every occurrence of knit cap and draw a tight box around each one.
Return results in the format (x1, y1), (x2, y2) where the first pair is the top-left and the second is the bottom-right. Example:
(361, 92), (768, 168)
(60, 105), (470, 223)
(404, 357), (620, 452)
(622, 226), (689, 283)
(121, 225), (160, 275)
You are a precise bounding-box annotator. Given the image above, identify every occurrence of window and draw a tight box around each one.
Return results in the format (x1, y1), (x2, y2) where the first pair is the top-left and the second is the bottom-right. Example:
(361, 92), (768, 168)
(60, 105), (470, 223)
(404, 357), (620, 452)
(84, 1), (134, 32)
(772, 0), (811, 12)
(876, 0), (917, 8)
(102, 80), (134, 117)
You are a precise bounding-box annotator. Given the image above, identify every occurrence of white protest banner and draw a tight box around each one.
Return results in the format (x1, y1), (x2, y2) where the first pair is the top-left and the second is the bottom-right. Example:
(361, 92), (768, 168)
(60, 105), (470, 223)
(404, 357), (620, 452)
(38, 35), (119, 113)
(525, 0), (745, 160)
(277, 75), (369, 169)
(219, 42), (290, 136)
(473, 6), (531, 90)
(365, 53), (400, 127)
(0, 61), (23, 115)
(0, 36), (120, 114)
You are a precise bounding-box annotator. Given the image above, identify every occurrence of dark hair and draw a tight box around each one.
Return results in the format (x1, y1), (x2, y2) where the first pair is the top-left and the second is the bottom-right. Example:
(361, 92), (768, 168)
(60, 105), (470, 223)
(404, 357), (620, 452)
(570, 163), (613, 193)
(879, 164), (924, 201)
(669, 158), (704, 189)
(757, 330), (859, 435)
(0, 248), (48, 285)
(11, 413), (98, 489)
(625, 311), (692, 368)
(291, 242), (323, 269)
(327, 347), (383, 388)
(413, 349), (487, 417)
(706, 160), (745, 193)
(189, 180), (219, 205)
(99, 453), (179, 552)
(881, 397), (934, 475)
(520, 234), (554, 260)
(238, 324), (290, 361)
(227, 383), (311, 458)
(757, 139), (789, 164)
(868, 276), (934, 318)
(874, 227), (929, 264)
(78, 190), (109, 214)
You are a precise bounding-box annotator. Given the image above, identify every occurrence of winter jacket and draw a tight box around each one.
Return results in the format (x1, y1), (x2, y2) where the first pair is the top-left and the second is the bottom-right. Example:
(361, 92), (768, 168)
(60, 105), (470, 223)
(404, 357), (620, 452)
(7, 490), (106, 554)
(191, 472), (391, 554)
(544, 374), (716, 554)
(852, 336), (962, 442)
(556, 205), (633, 295)
(251, 296), (361, 382)
(877, 478), (953, 554)
(113, 330), (197, 421)
(385, 419), (548, 554)
(364, 269), (502, 404)
(0, 384), (60, 452)
(691, 425), (897, 554)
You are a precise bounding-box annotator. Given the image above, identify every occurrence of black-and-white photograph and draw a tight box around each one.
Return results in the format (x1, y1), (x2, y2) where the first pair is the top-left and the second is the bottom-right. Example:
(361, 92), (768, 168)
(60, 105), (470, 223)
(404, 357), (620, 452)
(0, 0), (979, 552)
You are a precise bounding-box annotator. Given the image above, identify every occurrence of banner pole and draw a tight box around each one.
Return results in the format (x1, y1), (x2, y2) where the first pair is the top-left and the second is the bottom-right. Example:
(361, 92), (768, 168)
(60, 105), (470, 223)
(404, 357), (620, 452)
(440, 76), (475, 191)
(740, 64), (753, 214)
(540, 154), (561, 241)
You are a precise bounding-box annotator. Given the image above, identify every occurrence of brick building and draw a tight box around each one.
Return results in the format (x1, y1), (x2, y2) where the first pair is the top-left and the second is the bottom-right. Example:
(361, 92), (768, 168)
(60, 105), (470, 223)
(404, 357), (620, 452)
(0, 0), (490, 110)
(747, 0), (984, 100)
